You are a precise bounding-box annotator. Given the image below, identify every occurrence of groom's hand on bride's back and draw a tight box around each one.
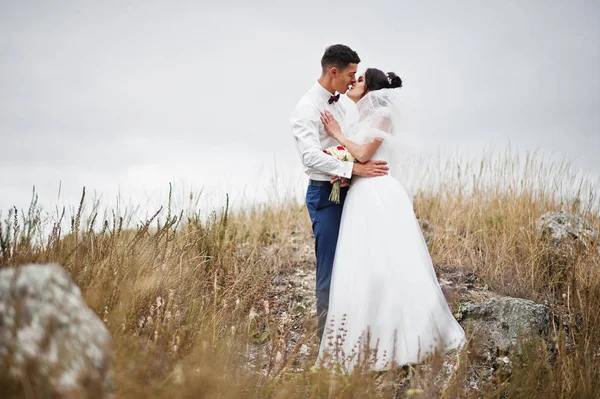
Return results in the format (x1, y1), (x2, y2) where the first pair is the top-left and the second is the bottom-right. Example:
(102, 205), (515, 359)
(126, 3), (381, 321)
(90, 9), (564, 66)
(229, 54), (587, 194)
(352, 160), (389, 177)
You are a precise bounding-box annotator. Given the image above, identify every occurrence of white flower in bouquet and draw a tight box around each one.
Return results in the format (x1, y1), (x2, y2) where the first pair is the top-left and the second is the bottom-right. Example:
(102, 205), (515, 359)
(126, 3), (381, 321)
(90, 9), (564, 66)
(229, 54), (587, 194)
(323, 145), (356, 204)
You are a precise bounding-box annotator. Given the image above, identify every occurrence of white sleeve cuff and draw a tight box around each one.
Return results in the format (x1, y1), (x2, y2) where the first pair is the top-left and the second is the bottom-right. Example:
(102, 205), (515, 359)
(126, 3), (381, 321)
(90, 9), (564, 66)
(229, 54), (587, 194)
(338, 161), (354, 179)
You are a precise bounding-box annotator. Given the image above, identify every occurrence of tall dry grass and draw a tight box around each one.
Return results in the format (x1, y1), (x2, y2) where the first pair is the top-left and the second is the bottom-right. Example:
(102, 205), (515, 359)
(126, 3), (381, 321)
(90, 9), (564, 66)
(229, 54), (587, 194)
(1, 149), (600, 398)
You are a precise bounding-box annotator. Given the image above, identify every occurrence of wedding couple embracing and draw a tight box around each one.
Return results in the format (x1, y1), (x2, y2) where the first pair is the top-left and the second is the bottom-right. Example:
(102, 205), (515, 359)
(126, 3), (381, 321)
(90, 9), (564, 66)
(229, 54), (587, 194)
(290, 44), (465, 372)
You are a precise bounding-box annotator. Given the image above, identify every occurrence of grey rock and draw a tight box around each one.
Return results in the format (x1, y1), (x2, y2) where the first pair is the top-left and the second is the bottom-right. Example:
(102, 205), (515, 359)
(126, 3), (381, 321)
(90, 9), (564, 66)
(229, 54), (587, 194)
(536, 211), (599, 253)
(0, 264), (111, 397)
(298, 344), (310, 357)
(458, 296), (549, 359)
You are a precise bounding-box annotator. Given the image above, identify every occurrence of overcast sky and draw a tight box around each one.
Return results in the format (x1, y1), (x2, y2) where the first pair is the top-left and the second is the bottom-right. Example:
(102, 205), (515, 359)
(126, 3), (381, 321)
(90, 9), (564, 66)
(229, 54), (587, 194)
(1, 0), (599, 218)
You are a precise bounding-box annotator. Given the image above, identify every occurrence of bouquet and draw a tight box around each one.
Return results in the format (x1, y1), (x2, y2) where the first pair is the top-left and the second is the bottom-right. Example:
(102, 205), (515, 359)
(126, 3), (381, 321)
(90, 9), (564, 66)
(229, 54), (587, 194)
(323, 145), (356, 204)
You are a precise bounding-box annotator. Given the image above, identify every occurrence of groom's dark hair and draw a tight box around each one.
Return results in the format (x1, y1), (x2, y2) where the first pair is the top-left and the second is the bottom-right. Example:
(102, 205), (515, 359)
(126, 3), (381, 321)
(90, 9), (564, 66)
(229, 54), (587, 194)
(321, 44), (361, 73)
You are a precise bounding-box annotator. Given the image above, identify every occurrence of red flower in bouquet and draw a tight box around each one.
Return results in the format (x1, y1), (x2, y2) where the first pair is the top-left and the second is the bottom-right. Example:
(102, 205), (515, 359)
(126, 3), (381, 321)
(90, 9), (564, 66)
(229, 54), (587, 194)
(321, 145), (356, 204)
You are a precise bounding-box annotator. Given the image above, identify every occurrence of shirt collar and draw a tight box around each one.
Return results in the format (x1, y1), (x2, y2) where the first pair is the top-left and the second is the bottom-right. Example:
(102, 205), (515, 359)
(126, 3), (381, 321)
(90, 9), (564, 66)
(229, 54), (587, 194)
(311, 81), (336, 102)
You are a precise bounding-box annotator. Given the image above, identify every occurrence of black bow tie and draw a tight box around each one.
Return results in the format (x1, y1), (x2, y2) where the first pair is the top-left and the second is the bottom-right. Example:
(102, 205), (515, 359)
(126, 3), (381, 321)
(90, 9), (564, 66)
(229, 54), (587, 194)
(328, 93), (340, 104)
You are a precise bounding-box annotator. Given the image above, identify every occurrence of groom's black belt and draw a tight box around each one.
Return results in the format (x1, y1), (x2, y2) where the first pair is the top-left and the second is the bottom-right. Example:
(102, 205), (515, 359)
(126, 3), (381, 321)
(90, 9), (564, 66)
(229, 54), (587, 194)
(309, 179), (332, 187)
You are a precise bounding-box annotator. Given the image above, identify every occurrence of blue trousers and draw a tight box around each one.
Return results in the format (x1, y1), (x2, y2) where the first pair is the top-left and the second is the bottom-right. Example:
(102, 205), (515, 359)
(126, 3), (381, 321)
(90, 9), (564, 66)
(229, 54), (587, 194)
(305, 183), (349, 342)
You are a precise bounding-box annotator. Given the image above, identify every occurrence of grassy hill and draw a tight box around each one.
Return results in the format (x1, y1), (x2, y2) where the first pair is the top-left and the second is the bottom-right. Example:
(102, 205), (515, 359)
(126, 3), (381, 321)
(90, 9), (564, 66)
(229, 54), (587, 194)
(1, 150), (600, 398)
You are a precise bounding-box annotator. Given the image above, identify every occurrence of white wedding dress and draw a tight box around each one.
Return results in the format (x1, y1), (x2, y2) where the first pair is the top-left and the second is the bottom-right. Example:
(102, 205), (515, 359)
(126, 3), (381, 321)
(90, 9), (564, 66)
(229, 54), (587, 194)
(316, 90), (465, 372)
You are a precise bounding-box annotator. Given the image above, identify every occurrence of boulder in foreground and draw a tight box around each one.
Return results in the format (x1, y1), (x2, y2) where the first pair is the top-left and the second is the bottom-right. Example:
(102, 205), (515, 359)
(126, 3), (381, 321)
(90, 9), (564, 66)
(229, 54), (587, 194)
(0, 264), (111, 397)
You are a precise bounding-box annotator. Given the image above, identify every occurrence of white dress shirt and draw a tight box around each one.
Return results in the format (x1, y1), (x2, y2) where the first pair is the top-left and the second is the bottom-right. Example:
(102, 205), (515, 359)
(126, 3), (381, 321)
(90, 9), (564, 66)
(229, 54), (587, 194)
(290, 82), (354, 182)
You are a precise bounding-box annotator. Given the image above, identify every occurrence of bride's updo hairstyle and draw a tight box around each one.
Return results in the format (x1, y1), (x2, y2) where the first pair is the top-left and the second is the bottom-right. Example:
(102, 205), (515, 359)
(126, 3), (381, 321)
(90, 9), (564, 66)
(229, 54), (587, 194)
(363, 68), (402, 98)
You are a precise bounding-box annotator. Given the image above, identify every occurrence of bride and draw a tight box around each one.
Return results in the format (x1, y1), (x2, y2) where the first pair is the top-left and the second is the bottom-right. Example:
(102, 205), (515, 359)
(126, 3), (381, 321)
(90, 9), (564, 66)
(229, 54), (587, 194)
(316, 68), (465, 372)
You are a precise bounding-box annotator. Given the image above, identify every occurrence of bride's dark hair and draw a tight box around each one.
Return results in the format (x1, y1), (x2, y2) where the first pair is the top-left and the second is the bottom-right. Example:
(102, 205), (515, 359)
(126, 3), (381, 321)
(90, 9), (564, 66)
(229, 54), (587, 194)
(364, 68), (402, 95)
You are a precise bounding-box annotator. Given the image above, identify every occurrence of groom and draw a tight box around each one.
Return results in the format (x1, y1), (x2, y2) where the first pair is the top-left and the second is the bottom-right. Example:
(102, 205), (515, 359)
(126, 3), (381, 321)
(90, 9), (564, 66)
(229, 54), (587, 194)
(290, 44), (389, 341)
